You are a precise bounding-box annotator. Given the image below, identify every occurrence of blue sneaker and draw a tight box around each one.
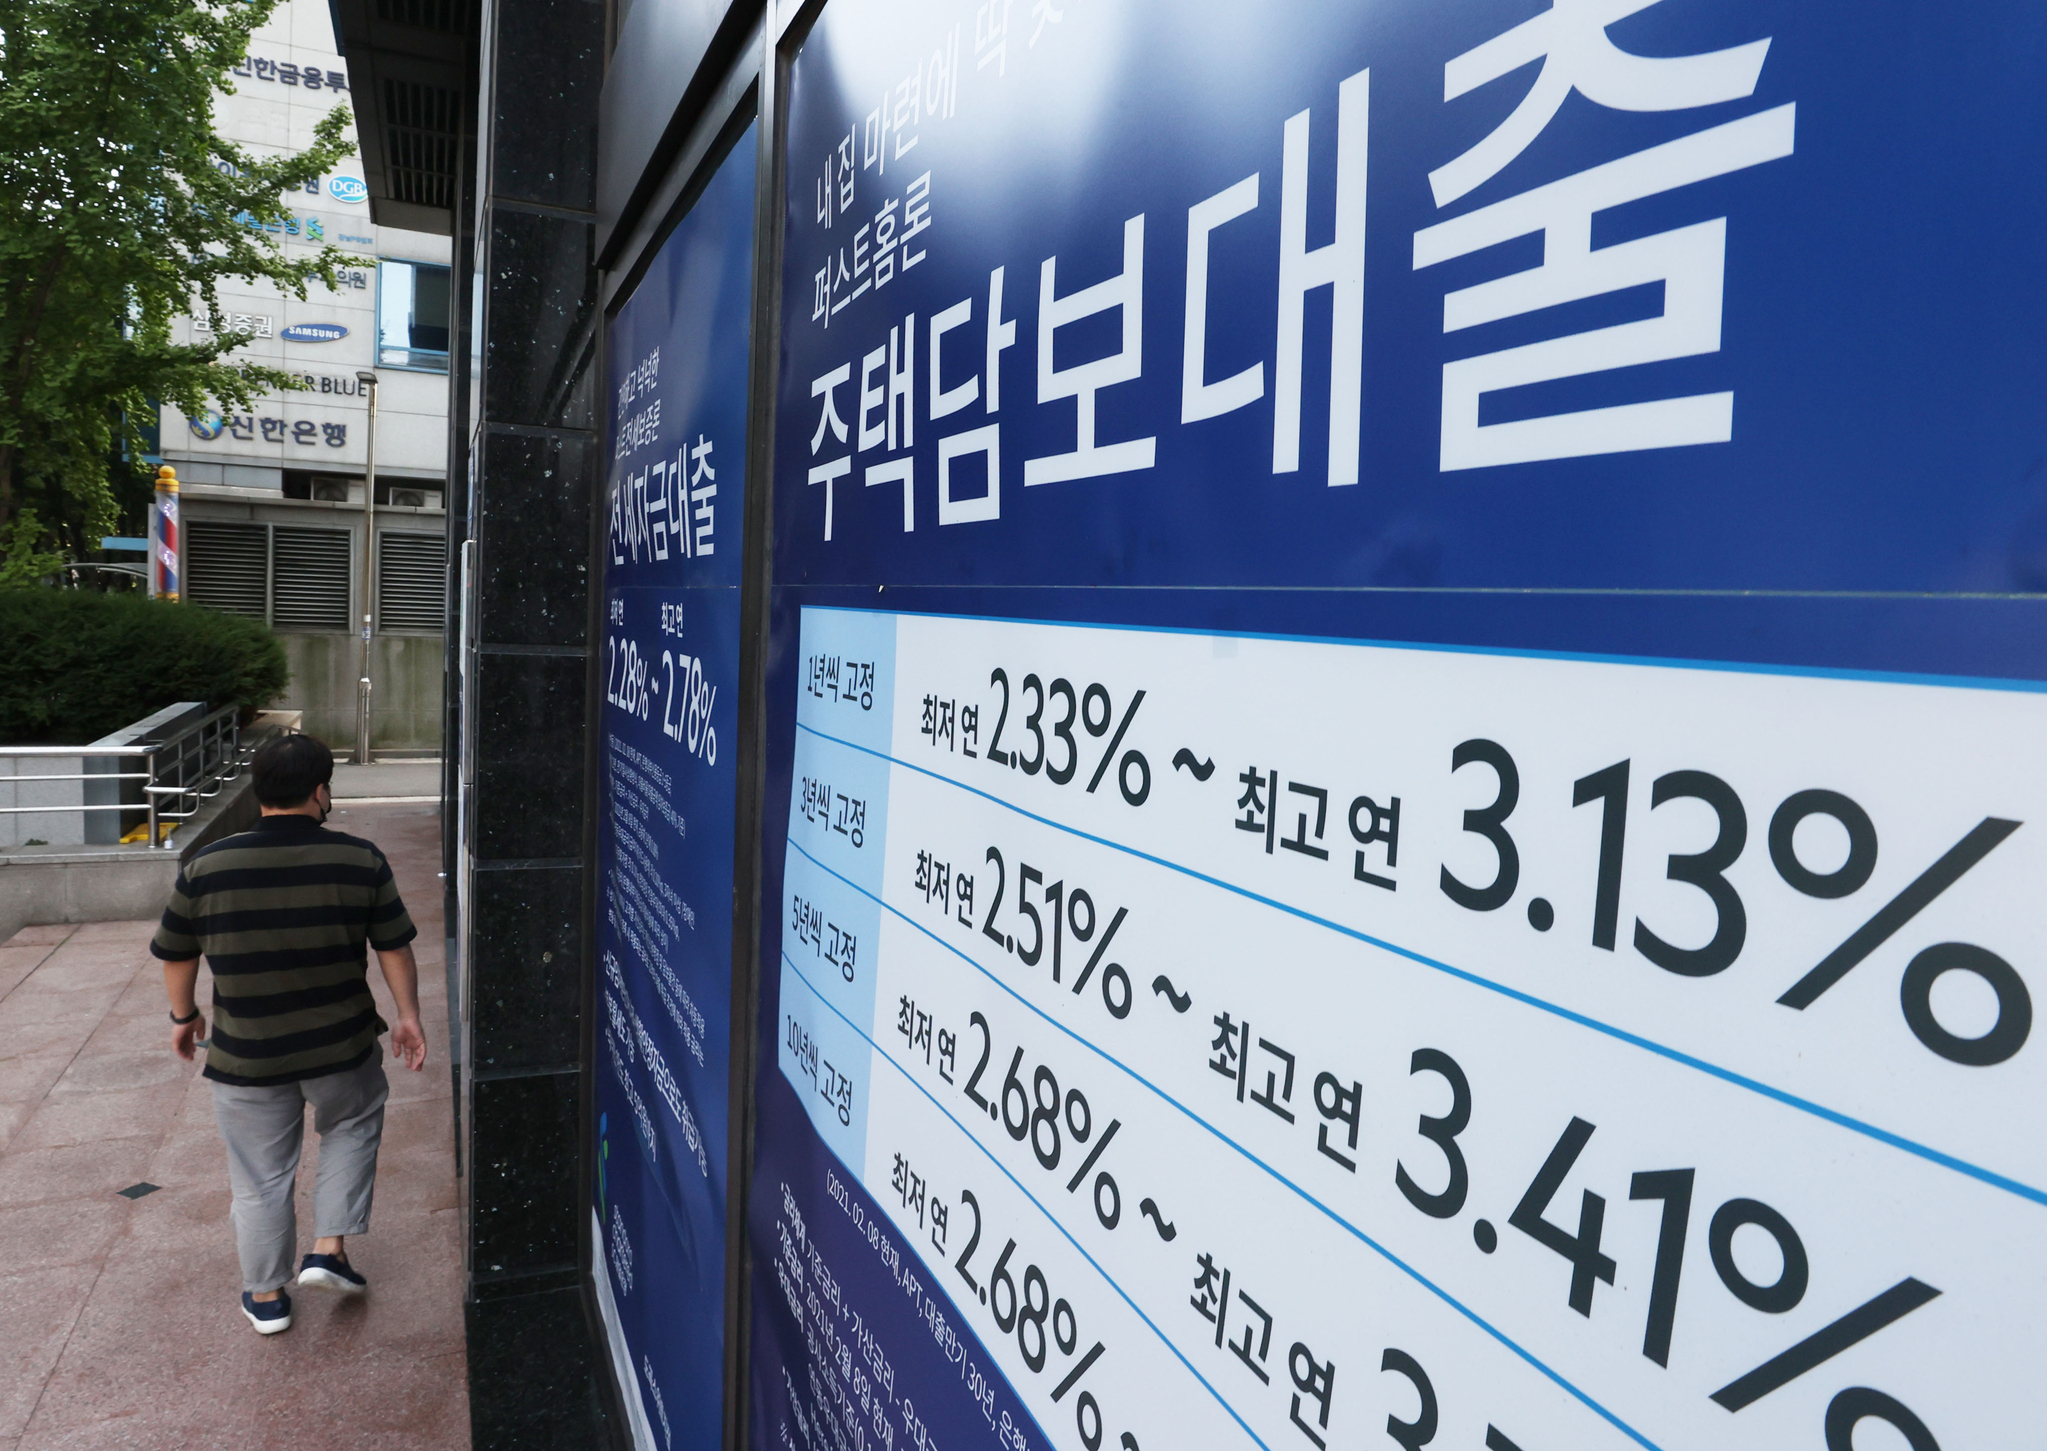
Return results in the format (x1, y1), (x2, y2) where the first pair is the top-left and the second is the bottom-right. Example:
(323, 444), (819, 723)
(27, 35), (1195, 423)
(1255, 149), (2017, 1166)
(242, 1290), (292, 1334)
(297, 1252), (367, 1294)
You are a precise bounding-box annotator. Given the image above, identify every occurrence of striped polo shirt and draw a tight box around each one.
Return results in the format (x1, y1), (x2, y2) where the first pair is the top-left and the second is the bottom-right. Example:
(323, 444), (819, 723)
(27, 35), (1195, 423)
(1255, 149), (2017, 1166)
(150, 814), (416, 1086)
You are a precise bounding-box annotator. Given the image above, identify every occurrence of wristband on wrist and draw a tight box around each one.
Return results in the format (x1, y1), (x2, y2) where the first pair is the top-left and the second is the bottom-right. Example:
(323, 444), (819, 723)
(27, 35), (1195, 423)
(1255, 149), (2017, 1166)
(170, 1006), (201, 1025)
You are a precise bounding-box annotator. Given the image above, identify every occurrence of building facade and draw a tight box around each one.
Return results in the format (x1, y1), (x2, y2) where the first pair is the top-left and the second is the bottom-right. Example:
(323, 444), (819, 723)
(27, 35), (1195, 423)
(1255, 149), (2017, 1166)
(162, 0), (452, 750)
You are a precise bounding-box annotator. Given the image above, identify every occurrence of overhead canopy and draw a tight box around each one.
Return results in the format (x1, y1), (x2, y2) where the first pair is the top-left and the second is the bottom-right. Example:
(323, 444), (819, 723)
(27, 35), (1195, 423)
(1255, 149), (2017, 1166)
(327, 0), (472, 235)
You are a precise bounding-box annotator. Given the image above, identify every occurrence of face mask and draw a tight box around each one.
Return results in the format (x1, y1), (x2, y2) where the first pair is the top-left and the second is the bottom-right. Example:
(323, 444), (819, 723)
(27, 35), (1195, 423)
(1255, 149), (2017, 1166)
(316, 786), (332, 825)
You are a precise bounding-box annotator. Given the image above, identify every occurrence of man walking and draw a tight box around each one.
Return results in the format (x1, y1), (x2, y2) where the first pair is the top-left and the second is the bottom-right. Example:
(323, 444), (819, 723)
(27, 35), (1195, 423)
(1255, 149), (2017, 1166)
(152, 733), (428, 1334)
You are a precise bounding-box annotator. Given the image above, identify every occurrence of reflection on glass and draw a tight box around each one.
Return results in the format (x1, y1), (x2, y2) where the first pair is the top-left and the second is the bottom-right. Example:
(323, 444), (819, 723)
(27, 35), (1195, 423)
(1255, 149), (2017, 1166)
(377, 259), (451, 372)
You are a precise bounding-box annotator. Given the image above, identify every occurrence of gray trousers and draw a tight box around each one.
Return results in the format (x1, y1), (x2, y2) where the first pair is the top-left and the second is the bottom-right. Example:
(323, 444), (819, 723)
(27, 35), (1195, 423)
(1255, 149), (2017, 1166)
(211, 1049), (389, 1293)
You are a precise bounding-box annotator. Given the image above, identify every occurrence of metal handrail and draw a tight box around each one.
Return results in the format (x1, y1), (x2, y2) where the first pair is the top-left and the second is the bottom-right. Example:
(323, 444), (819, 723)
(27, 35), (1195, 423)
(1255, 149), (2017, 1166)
(0, 704), (252, 846)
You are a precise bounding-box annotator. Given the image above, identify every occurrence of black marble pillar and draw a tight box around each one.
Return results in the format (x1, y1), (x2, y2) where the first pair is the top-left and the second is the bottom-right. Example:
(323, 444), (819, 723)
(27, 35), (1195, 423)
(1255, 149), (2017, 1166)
(458, 0), (613, 1443)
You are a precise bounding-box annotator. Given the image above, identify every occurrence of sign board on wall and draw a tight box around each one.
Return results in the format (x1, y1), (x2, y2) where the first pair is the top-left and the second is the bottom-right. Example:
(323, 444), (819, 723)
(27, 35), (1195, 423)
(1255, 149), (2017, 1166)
(594, 121), (760, 1450)
(743, 7), (2047, 1451)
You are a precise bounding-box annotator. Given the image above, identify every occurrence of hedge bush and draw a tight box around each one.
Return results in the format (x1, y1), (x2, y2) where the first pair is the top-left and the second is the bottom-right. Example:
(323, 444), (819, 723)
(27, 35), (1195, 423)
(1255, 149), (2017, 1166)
(0, 590), (288, 744)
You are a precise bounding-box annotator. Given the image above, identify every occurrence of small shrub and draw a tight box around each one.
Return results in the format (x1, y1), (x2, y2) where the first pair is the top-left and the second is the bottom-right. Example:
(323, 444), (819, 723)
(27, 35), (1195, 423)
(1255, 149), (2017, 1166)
(0, 590), (288, 744)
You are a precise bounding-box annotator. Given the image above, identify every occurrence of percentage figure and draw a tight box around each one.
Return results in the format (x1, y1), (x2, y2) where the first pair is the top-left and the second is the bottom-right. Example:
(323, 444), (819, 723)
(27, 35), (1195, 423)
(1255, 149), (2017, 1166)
(1050, 1339), (1105, 1403)
(953, 1193), (1131, 1451)
(1084, 688), (1150, 805)
(1071, 905), (1132, 1019)
(1062, 1114), (1123, 1230)
(1048, 1338), (1120, 1451)
(1777, 816), (2027, 1065)
(995, 849), (1136, 1019)
(1710, 1277), (1941, 1411)
(662, 649), (719, 764)
(609, 635), (655, 720)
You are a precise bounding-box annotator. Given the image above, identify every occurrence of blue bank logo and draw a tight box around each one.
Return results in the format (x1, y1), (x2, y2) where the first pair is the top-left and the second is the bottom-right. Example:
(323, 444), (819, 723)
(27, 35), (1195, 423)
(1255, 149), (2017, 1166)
(281, 323), (348, 343)
(188, 412), (225, 440)
(328, 176), (368, 204)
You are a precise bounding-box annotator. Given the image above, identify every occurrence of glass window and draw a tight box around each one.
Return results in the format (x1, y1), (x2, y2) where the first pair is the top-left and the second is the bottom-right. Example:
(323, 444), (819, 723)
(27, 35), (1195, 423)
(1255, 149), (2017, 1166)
(376, 259), (451, 372)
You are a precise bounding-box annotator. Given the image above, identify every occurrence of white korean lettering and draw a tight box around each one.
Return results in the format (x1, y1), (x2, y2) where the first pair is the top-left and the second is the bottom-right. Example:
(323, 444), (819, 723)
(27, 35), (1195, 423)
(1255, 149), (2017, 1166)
(985, 267), (1016, 412)
(1182, 174), (1263, 425)
(886, 314), (915, 451)
(857, 345), (889, 453)
(810, 363), (854, 541)
(688, 436), (715, 557)
(1029, 0), (1061, 47)
(929, 298), (977, 420)
(811, 364), (852, 454)
(938, 426), (999, 525)
(1275, 68), (1367, 487)
(1428, 0), (1771, 209)
(809, 457), (852, 541)
(1023, 215), (1155, 486)
(648, 457), (671, 561)
(865, 456), (916, 532)
(975, 0), (1013, 77)
(1412, 4), (1790, 471)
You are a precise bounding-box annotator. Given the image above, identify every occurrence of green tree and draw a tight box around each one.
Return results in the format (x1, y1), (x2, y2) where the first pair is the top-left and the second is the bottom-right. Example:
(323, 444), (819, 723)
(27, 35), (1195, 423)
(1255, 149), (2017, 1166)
(0, 0), (355, 578)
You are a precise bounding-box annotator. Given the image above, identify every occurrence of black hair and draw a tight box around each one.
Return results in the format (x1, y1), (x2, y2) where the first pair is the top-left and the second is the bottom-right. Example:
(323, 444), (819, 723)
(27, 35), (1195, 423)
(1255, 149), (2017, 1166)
(251, 733), (334, 808)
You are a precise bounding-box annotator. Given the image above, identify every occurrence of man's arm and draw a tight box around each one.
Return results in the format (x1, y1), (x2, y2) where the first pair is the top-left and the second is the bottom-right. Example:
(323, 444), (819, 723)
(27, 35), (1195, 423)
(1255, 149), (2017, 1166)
(377, 944), (428, 1071)
(163, 958), (205, 1061)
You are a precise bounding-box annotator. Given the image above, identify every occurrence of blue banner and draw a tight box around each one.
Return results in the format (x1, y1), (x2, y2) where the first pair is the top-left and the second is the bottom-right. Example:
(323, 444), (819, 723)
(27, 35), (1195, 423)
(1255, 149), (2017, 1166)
(596, 120), (759, 1450)
(748, 7), (2047, 1451)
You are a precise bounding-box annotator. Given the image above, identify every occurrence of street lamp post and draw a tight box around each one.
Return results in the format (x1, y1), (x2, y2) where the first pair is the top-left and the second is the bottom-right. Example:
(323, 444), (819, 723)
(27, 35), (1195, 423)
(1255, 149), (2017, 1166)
(355, 370), (380, 765)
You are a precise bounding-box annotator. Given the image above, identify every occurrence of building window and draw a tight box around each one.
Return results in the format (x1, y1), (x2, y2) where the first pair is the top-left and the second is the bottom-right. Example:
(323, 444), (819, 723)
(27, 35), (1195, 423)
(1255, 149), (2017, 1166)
(377, 530), (447, 633)
(184, 520), (357, 633)
(377, 258), (451, 372)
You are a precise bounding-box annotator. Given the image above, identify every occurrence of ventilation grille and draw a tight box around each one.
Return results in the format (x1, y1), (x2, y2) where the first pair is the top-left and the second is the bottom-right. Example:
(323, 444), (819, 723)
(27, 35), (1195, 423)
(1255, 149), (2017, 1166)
(272, 527), (353, 633)
(382, 79), (462, 210)
(185, 522), (268, 619)
(373, 0), (469, 32)
(378, 531), (446, 633)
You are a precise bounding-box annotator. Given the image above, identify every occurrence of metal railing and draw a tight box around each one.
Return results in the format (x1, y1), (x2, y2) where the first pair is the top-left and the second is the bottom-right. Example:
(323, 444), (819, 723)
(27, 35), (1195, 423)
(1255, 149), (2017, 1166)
(0, 705), (251, 849)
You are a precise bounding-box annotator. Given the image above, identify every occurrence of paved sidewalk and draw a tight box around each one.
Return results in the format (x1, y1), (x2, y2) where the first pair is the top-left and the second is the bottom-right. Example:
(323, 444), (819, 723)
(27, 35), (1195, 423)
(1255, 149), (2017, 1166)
(330, 760), (443, 801)
(0, 804), (465, 1450)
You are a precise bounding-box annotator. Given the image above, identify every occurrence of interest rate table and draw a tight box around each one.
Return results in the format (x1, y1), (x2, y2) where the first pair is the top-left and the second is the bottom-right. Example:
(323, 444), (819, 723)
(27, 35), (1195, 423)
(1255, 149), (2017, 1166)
(774, 605), (2044, 1451)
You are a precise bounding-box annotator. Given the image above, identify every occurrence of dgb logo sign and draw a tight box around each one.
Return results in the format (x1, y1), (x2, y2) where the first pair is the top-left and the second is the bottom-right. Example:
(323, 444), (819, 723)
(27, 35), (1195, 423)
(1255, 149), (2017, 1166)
(328, 176), (368, 205)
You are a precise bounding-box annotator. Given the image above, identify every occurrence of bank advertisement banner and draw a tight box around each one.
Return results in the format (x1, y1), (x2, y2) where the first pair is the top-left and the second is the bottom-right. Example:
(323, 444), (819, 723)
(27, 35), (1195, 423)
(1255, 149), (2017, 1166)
(596, 122), (760, 1451)
(749, 6), (2045, 1451)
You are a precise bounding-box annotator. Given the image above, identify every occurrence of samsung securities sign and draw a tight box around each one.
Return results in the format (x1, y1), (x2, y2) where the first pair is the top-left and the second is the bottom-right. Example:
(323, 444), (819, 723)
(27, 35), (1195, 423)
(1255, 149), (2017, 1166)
(281, 323), (348, 343)
(328, 176), (368, 204)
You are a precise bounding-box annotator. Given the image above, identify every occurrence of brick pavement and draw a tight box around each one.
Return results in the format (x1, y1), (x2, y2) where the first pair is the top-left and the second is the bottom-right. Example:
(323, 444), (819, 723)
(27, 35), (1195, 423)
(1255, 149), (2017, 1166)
(0, 804), (466, 1450)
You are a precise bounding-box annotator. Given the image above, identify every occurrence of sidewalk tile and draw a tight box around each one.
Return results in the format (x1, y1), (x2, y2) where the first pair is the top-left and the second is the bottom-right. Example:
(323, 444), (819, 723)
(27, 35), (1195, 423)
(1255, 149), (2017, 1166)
(0, 1022), (92, 1065)
(9, 1087), (183, 1152)
(0, 1142), (155, 1210)
(0, 1265), (99, 1440)
(59, 924), (155, 947)
(0, 947), (56, 1002)
(48, 1054), (193, 1097)
(0, 1057), (75, 1106)
(73, 1016), (170, 1059)
(1, 927), (74, 949)
(0, 993), (114, 1031)
(13, 956), (137, 992)
(0, 1200), (122, 1275)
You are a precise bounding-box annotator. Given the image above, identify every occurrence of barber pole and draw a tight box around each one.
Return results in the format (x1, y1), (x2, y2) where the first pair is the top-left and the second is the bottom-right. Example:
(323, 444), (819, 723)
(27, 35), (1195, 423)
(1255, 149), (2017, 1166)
(152, 465), (179, 601)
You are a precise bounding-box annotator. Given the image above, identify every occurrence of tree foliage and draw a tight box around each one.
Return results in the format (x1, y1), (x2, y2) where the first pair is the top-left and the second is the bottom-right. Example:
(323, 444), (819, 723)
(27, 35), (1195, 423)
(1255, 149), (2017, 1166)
(0, 0), (356, 570)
